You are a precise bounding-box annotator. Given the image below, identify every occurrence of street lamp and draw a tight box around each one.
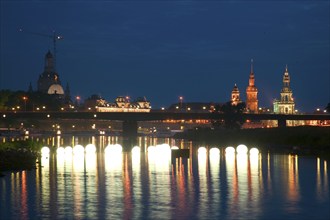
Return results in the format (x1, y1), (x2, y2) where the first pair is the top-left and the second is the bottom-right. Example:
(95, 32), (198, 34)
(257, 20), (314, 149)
(22, 96), (28, 111)
(76, 96), (81, 109)
(179, 96), (183, 110)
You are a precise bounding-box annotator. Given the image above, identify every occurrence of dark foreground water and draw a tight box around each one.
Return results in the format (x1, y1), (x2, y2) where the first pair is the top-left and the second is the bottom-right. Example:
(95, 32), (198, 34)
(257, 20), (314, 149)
(0, 136), (329, 220)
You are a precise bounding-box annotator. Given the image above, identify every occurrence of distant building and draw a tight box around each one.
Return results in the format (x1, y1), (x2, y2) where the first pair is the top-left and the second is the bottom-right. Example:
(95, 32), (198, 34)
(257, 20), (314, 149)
(246, 59), (258, 113)
(231, 84), (242, 106)
(305, 108), (330, 126)
(87, 95), (151, 112)
(84, 94), (107, 110)
(273, 65), (302, 126)
(37, 51), (65, 96)
(273, 65), (295, 114)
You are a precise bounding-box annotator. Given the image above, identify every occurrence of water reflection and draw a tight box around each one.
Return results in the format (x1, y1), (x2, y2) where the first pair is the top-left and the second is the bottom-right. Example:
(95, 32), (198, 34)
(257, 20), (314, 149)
(1, 137), (329, 219)
(287, 155), (300, 214)
(317, 158), (329, 203)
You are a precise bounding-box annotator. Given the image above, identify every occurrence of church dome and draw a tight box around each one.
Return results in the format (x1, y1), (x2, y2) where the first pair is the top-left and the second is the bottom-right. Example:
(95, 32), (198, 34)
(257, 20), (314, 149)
(48, 84), (64, 95)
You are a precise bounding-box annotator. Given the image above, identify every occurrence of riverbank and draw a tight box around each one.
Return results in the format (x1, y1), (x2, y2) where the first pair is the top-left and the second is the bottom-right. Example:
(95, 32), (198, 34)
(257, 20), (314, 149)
(174, 126), (330, 159)
(0, 140), (41, 175)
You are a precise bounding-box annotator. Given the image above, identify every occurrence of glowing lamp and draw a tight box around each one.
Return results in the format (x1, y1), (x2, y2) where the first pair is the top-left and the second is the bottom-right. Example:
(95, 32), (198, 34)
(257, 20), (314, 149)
(236, 144), (248, 154)
(73, 144), (84, 155)
(85, 144), (96, 154)
(41, 146), (50, 155)
(132, 146), (140, 154)
(225, 146), (235, 154)
(210, 147), (220, 155)
(57, 147), (65, 155)
(249, 147), (259, 155)
(198, 147), (207, 154)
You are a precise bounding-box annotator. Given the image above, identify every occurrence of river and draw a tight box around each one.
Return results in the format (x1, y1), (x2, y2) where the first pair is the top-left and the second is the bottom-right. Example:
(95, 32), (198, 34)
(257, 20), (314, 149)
(0, 135), (329, 219)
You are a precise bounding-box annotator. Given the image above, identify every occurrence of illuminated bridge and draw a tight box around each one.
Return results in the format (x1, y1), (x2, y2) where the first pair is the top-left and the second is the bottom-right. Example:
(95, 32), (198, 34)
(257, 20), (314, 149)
(2, 111), (329, 134)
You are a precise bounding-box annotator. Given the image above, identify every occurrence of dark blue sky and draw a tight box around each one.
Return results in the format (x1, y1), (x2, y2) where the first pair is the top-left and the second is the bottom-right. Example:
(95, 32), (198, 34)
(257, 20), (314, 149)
(1, 1), (329, 112)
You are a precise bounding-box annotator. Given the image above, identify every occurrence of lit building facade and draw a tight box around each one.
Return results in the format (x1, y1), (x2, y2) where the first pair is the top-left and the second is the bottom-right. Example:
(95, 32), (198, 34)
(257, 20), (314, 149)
(246, 60), (258, 113)
(231, 84), (242, 106)
(95, 96), (151, 112)
(273, 65), (295, 114)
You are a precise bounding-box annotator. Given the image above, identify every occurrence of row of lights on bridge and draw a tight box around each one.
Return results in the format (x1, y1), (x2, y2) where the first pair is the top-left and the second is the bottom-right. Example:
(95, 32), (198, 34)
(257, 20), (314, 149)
(3, 95), (328, 114)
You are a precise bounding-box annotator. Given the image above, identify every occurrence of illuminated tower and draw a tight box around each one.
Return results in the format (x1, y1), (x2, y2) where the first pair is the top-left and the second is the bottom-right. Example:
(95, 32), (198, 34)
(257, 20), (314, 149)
(273, 65), (295, 114)
(246, 59), (258, 113)
(231, 84), (241, 106)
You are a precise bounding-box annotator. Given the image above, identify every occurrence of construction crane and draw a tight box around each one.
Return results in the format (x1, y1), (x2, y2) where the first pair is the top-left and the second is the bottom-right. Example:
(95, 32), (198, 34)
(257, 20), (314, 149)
(19, 28), (63, 71)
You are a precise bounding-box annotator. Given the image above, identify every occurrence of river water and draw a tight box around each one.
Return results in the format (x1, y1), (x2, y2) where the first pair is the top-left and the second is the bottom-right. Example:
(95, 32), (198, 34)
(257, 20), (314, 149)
(0, 135), (329, 220)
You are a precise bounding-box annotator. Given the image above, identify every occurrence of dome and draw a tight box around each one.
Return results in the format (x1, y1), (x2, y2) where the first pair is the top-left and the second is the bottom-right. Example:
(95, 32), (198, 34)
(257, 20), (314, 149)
(48, 84), (64, 95)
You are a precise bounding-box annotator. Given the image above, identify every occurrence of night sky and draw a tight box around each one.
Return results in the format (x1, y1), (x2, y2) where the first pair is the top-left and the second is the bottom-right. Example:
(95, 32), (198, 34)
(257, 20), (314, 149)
(1, 1), (329, 112)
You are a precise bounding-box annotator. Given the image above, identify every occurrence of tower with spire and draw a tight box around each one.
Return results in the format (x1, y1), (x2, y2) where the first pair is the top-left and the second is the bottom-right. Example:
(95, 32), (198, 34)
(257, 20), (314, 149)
(273, 65), (295, 114)
(246, 59), (258, 113)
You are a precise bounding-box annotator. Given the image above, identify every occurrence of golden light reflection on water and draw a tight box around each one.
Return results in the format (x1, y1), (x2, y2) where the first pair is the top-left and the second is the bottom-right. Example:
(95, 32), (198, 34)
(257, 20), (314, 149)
(208, 147), (221, 217)
(236, 153), (249, 207)
(148, 144), (171, 173)
(1, 137), (329, 219)
(147, 144), (172, 218)
(197, 146), (207, 190)
(72, 147), (84, 217)
(317, 157), (329, 202)
(225, 149), (237, 191)
(287, 155), (300, 208)
(20, 171), (28, 219)
(223, 146), (264, 219)
(197, 146), (208, 218)
(105, 144), (123, 173)
(40, 150), (51, 215)
(249, 150), (262, 214)
(131, 146), (140, 173)
(249, 149), (263, 218)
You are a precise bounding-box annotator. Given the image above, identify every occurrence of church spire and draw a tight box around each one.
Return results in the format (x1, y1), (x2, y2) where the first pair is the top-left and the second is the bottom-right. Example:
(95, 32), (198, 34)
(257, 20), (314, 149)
(250, 59), (254, 75)
(249, 59), (255, 87)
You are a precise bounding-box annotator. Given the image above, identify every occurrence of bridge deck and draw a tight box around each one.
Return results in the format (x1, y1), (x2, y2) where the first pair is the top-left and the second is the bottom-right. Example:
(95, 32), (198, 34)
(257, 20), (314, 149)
(1, 111), (330, 121)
